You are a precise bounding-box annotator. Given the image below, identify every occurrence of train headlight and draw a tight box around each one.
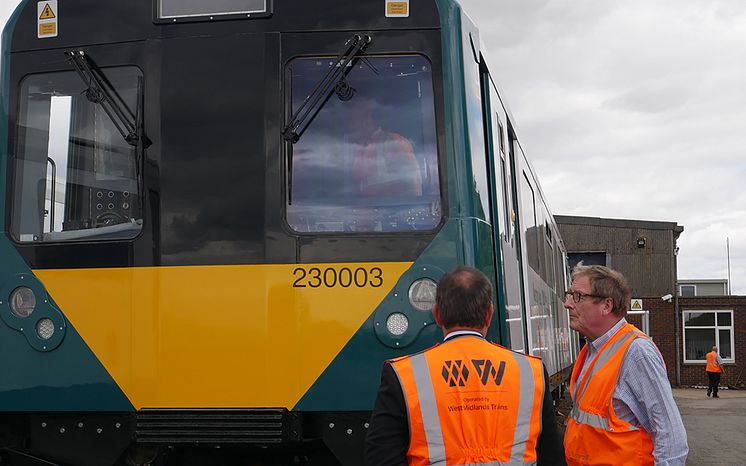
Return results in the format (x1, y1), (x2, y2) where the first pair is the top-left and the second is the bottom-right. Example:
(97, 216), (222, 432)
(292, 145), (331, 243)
(408, 278), (437, 311)
(9, 287), (36, 318)
(36, 318), (55, 340)
(386, 313), (409, 336)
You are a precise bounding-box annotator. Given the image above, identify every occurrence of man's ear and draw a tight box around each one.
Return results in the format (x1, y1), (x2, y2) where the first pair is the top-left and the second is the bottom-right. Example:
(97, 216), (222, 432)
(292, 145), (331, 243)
(485, 303), (495, 327)
(602, 297), (614, 316)
(432, 304), (443, 327)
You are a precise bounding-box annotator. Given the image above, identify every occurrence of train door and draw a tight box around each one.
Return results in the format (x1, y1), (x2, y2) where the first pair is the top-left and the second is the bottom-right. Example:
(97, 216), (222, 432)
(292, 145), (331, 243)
(482, 76), (528, 353)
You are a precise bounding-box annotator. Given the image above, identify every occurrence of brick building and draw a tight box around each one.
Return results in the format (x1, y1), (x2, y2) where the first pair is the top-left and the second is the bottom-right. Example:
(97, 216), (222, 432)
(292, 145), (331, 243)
(678, 296), (746, 388)
(555, 215), (745, 388)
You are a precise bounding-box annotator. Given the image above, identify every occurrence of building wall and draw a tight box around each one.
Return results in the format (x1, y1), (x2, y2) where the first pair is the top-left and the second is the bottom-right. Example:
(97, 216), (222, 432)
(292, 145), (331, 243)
(626, 297), (678, 384)
(556, 216), (682, 298)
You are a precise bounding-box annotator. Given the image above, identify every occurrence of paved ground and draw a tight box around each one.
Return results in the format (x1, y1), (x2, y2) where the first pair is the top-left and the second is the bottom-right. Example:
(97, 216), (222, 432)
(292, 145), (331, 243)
(673, 388), (746, 465)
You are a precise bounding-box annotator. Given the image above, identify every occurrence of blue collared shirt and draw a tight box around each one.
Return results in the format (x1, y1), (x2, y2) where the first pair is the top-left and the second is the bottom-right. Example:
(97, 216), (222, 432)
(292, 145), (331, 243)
(579, 319), (688, 466)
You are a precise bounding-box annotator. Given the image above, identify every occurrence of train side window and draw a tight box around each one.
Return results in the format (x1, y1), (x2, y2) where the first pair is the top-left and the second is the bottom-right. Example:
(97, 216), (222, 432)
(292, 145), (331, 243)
(498, 120), (505, 155)
(492, 111), (509, 238)
(11, 67), (144, 242)
(520, 172), (540, 273)
(285, 55), (441, 233)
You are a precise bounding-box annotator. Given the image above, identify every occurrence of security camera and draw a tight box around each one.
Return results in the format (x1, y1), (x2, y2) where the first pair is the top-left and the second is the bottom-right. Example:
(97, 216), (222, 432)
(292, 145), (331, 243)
(661, 294), (673, 302)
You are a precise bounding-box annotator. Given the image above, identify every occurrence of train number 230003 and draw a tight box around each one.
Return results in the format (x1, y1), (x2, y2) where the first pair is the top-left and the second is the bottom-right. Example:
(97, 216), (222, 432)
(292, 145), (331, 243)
(292, 266), (383, 288)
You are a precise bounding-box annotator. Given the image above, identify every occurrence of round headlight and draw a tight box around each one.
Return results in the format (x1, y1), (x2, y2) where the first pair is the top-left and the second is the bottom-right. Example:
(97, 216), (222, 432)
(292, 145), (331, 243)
(408, 278), (437, 311)
(9, 287), (36, 318)
(386, 312), (409, 336)
(36, 318), (55, 340)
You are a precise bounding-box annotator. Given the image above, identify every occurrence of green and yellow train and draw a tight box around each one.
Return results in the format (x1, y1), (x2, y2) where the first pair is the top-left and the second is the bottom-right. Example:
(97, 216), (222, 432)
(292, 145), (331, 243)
(0, 0), (576, 464)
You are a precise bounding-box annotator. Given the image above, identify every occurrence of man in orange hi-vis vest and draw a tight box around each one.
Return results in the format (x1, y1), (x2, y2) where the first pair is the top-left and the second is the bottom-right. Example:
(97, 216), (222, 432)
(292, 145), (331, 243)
(705, 346), (725, 398)
(365, 266), (565, 466)
(350, 98), (422, 199)
(563, 265), (688, 466)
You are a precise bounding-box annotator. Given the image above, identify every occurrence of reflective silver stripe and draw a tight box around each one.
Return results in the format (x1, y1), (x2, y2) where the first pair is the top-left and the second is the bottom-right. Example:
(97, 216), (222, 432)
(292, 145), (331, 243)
(576, 331), (637, 403)
(569, 405), (609, 430)
(569, 405), (639, 432)
(509, 353), (537, 464)
(410, 353), (446, 464)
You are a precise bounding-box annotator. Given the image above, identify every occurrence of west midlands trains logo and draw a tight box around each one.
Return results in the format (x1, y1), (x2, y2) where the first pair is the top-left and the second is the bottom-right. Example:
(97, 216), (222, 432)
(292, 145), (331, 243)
(441, 359), (506, 387)
(442, 360), (470, 387)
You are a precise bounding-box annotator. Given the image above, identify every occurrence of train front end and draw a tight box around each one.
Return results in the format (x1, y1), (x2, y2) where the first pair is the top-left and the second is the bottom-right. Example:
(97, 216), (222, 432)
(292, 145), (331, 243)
(0, 0), (496, 464)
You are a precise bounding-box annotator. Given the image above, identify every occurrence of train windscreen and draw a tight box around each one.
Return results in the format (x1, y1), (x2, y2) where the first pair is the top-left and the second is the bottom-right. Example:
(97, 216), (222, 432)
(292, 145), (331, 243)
(286, 55), (441, 233)
(10, 66), (144, 243)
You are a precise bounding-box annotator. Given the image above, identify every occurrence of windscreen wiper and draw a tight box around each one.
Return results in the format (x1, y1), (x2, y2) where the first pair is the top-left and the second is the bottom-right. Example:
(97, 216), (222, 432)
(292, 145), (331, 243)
(282, 34), (372, 143)
(66, 50), (149, 148)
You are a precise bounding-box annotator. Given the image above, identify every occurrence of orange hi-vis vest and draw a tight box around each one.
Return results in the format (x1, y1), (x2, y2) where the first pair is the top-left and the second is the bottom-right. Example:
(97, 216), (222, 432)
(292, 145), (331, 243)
(565, 323), (655, 466)
(389, 335), (545, 466)
(705, 351), (722, 373)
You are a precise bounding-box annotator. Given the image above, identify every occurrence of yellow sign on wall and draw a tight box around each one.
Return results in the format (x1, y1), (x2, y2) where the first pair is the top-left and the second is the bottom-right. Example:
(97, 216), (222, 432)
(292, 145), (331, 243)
(386, 0), (409, 18)
(37, 0), (58, 38)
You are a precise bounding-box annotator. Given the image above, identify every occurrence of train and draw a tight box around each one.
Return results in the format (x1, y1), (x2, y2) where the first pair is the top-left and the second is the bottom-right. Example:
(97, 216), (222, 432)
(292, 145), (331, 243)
(0, 0), (576, 464)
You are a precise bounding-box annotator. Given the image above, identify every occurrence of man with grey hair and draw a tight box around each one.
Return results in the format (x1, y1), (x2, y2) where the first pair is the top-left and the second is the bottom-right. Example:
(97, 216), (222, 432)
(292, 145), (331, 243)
(563, 265), (688, 466)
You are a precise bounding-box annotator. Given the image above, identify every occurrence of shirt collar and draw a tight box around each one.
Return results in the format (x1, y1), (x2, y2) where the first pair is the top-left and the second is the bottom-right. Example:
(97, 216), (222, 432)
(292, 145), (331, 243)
(444, 329), (484, 341)
(587, 318), (627, 352)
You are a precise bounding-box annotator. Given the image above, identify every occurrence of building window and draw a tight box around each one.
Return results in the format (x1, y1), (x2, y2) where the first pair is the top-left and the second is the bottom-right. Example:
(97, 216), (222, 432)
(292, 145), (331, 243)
(680, 284), (696, 297)
(567, 252), (608, 269)
(683, 310), (734, 363)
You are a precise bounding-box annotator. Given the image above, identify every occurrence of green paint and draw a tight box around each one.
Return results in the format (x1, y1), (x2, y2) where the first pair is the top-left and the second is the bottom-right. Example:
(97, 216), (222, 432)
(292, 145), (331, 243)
(0, 241), (134, 411)
(294, 220), (462, 410)
(0, 2), (134, 412)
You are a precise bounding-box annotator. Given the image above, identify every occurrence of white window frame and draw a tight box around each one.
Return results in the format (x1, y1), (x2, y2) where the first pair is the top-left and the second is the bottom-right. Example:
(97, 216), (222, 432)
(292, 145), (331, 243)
(679, 284), (697, 297)
(682, 309), (735, 363)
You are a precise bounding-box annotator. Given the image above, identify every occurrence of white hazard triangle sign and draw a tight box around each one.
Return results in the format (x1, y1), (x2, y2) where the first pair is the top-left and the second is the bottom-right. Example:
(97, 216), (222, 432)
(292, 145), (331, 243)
(39, 3), (56, 20)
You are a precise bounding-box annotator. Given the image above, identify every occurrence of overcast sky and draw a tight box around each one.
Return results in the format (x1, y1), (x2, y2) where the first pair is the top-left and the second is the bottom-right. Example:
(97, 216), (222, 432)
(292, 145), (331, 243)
(2, 0), (744, 294)
(458, 0), (746, 294)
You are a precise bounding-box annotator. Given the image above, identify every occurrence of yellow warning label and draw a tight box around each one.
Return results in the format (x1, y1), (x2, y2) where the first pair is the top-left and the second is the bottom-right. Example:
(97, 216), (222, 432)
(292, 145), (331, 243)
(40, 4), (56, 20)
(39, 23), (57, 36)
(630, 299), (643, 310)
(387, 2), (408, 15)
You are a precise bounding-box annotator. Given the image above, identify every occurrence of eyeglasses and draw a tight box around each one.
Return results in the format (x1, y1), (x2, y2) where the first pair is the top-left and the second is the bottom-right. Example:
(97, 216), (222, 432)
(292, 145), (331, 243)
(563, 290), (607, 303)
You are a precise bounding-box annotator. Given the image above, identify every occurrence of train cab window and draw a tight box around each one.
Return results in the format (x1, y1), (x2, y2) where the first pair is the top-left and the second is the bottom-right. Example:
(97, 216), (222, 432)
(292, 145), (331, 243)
(11, 67), (144, 242)
(286, 55), (441, 233)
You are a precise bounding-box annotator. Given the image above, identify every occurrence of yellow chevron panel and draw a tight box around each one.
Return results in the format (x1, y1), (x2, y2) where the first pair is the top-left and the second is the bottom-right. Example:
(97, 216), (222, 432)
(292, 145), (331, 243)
(34, 262), (412, 409)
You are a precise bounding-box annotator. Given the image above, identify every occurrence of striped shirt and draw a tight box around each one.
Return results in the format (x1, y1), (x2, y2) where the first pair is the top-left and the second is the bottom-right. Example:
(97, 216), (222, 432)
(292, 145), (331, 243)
(579, 319), (689, 466)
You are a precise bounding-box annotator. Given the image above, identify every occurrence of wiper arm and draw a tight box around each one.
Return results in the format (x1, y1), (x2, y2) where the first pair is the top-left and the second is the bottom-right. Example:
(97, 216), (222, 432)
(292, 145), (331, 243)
(66, 50), (149, 148)
(282, 34), (372, 143)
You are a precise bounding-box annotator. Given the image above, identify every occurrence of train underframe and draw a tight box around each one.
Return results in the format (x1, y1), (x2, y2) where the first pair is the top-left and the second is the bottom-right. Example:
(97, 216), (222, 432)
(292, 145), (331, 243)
(0, 410), (372, 466)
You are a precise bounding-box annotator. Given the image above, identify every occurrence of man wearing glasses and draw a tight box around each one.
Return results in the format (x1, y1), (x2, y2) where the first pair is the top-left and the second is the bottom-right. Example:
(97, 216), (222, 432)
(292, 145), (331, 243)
(563, 265), (688, 466)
